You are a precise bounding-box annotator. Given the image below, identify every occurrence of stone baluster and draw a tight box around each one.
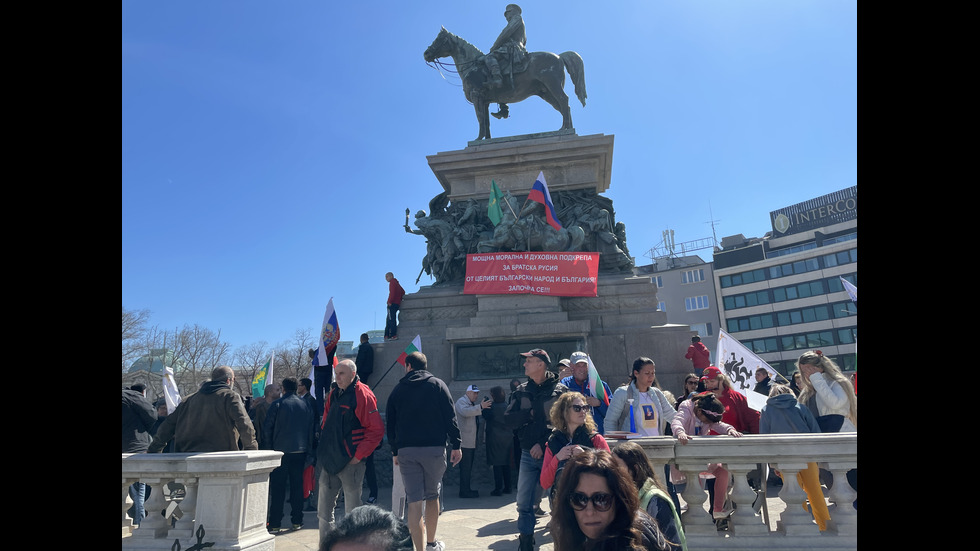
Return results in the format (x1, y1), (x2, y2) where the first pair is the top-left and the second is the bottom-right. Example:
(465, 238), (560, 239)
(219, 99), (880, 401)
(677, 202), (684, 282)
(129, 477), (171, 541)
(826, 462), (857, 536)
(772, 462), (820, 536)
(676, 463), (717, 536)
(727, 462), (768, 535)
(166, 478), (199, 542)
(122, 478), (136, 536)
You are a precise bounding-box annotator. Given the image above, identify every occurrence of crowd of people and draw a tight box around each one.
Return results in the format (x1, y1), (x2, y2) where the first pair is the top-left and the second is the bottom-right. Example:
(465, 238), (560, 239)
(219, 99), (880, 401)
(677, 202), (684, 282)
(123, 339), (857, 551)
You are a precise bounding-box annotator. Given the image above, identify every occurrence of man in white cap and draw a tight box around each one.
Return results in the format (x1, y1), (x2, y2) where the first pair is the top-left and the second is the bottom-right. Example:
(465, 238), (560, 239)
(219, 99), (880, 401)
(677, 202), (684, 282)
(455, 384), (491, 498)
(560, 351), (612, 434)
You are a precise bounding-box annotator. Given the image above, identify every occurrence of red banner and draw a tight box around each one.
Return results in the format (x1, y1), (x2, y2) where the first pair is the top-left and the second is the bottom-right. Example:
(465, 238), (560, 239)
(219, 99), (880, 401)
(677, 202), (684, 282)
(463, 252), (600, 296)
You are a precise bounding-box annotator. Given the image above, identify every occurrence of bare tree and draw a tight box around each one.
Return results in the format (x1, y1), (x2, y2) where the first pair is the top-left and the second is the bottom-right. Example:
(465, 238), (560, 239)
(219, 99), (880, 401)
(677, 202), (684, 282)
(273, 328), (316, 383)
(233, 341), (273, 397)
(122, 306), (152, 372)
(172, 324), (231, 394)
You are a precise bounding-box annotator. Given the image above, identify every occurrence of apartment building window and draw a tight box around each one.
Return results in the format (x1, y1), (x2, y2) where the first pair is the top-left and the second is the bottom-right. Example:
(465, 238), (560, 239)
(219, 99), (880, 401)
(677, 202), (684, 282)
(657, 301), (666, 312)
(682, 269), (705, 284)
(685, 295), (710, 311)
(690, 322), (713, 337)
(653, 276), (663, 287)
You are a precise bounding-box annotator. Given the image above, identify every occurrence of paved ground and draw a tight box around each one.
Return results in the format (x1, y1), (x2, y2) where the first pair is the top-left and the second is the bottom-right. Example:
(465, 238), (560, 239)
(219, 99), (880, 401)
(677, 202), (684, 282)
(273, 479), (790, 551)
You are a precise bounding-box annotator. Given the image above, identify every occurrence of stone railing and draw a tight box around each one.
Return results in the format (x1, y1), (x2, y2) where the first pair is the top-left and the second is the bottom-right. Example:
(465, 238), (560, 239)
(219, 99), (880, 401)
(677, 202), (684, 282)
(121, 450), (282, 551)
(631, 432), (856, 550)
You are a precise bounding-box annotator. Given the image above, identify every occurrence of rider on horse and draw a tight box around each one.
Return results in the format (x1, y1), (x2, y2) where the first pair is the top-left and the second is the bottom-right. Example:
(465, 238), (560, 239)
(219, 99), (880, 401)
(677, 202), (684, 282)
(485, 4), (528, 90)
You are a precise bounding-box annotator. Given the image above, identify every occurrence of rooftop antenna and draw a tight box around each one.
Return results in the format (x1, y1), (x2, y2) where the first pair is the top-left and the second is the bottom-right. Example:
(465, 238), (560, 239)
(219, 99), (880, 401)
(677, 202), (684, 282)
(706, 201), (721, 248)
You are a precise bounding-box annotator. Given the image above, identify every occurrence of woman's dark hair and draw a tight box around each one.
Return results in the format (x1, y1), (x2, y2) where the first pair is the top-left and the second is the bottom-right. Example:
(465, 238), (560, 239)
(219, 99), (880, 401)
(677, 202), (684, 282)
(510, 378), (522, 392)
(552, 449), (666, 551)
(491, 385), (505, 403)
(320, 504), (413, 551)
(628, 357), (661, 389)
(611, 441), (666, 494)
(692, 392), (725, 423)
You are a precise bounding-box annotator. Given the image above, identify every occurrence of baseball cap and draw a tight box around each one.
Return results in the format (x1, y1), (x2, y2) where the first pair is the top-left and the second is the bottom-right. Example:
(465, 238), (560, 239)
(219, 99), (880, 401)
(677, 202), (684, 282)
(466, 384), (479, 392)
(702, 366), (722, 380)
(520, 348), (551, 364)
(557, 358), (571, 367)
(570, 351), (589, 365)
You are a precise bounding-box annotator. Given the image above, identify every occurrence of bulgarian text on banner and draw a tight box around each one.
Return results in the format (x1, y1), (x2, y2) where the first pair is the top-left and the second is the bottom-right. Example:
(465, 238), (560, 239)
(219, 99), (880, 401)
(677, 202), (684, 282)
(463, 251), (599, 297)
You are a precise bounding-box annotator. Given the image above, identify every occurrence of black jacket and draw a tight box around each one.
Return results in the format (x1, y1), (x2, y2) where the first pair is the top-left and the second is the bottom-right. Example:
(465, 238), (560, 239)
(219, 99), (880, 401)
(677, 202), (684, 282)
(386, 369), (461, 456)
(122, 389), (158, 453)
(355, 342), (374, 383)
(504, 371), (567, 452)
(263, 391), (314, 456)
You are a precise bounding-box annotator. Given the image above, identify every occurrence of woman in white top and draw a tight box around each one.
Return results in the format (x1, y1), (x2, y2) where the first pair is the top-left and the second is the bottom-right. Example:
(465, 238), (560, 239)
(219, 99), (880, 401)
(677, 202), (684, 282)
(796, 350), (857, 432)
(605, 357), (676, 436)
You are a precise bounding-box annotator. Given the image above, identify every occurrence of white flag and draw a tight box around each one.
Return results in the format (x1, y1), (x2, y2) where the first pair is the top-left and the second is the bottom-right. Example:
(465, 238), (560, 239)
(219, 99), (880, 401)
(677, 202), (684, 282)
(840, 276), (857, 303)
(162, 365), (182, 414)
(715, 329), (783, 411)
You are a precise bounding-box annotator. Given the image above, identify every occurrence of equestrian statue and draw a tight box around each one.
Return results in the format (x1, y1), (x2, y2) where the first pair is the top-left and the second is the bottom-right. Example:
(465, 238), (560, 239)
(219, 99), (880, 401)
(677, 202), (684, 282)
(423, 4), (587, 141)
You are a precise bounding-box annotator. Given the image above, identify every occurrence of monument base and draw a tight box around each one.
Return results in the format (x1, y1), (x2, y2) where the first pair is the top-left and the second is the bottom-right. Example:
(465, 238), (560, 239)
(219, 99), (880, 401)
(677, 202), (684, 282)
(370, 272), (695, 408)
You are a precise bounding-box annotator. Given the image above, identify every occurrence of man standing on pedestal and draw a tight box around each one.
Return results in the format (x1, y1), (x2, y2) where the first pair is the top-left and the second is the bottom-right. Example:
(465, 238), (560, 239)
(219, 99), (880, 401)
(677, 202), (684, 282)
(385, 272), (406, 341)
(685, 336), (711, 377)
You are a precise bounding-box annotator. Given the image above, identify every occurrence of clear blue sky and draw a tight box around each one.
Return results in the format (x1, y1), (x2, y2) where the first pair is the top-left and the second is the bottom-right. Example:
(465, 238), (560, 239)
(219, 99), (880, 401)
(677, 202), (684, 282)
(122, 1), (857, 354)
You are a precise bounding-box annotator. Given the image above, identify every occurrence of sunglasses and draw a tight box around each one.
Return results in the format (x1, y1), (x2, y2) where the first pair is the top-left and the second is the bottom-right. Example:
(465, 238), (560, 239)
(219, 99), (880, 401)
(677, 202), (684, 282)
(569, 491), (614, 512)
(570, 404), (588, 412)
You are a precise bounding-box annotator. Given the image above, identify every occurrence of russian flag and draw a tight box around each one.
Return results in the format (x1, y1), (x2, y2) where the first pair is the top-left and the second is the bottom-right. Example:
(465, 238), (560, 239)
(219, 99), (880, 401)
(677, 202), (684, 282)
(313, 297), (340, 367)
(527, 171), (562, 231)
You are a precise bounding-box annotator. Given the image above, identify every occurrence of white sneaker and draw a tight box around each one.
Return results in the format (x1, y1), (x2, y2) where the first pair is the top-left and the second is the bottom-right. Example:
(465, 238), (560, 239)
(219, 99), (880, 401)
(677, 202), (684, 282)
(426, 541), (445, 551)
(712, 505), (734, 520)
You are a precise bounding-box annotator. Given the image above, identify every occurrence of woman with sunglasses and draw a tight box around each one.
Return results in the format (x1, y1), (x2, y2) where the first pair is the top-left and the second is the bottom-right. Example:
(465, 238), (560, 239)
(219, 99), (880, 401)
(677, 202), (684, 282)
(540, 392), (610, 506)
(675, 374), (699, 410)
(552, 448), (672, 550)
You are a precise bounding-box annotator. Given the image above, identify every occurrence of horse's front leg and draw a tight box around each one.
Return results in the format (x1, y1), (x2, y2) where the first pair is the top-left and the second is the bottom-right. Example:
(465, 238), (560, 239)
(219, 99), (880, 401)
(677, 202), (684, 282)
(474, 100), (491, 140)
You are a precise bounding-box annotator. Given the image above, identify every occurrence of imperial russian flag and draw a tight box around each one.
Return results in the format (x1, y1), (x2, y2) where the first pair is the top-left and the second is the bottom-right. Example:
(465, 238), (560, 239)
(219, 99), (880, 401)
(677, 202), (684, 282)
(527, 171), (562, 231)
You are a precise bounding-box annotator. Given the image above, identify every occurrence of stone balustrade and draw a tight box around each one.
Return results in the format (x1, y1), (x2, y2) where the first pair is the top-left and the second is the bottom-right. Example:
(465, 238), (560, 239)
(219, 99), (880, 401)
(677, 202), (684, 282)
(122, 434), (856, 551)
(629, 432), (856, 550)
(122, 450), (282, 551)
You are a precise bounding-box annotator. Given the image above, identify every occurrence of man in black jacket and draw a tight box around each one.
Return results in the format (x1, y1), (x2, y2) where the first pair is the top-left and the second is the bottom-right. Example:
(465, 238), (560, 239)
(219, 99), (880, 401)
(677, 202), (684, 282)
(264, 377), (315, 532)
(122, 385), (157, 526)
(386, 351), (461, 551)
(505, 348), (567, 551)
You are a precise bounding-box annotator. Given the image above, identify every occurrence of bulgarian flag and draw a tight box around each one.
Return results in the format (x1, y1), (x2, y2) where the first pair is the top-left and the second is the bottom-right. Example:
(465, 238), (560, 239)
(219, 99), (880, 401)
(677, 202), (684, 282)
(252, 355), (274, 398)
(586, 354), (610, 406)
(396, 335), (422, 366)
(527, 171), (562, 231)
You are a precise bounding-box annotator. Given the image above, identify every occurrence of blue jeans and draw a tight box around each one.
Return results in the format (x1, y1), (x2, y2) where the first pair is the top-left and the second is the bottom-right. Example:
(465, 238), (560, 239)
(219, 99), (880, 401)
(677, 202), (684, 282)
(128, 482), (146, 526)
(516, 449), (544, 535)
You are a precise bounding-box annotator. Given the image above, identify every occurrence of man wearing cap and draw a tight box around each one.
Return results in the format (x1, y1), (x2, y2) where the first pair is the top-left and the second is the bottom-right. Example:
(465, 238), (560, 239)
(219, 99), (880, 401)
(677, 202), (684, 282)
(556, 358), (573, 381)
(505, 348), (567, 551)
(559, 351), (613, 435)
(685, 335), (711, 377)
(455, 384), (491, 498)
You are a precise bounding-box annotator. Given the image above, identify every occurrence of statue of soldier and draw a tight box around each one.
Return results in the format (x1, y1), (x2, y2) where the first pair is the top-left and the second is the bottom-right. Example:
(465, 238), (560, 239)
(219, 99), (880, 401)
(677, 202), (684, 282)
(485, 4), (527, 89)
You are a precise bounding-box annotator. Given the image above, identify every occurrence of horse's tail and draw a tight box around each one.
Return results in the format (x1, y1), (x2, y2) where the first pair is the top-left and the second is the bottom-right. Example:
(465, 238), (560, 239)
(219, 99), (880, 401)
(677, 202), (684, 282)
(559, 51), (587, 107)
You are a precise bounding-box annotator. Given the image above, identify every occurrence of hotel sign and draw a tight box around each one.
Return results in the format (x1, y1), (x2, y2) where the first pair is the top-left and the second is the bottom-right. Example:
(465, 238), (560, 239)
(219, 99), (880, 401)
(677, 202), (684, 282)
(770, 186), (857, 236)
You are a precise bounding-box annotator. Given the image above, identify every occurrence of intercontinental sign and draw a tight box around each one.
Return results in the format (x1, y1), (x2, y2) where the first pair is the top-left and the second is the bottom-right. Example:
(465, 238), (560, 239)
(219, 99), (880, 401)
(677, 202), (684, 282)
(770, 186), (857, 236)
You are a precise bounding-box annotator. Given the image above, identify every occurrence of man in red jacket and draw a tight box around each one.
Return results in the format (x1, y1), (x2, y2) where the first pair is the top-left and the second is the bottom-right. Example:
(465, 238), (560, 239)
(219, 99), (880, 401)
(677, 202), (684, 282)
(385, 272), (406, 341)
(685, 336), (711, 377)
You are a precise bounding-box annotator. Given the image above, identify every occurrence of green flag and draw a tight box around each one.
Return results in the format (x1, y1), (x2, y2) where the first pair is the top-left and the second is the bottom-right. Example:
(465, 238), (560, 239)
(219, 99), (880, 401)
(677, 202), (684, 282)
(488, 180), (504, 226)
(252, 356), (273, 397)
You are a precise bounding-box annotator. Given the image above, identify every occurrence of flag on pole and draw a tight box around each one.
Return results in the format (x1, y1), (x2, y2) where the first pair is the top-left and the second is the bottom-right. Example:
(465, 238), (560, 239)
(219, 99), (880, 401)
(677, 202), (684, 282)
(162, 365), (181, 415)
(585, 354), (610, 406)
(715, 329), (781, 411)
(488, 180), (505, 226)
(527, 171), (562, 231)
(840, 276), (857, 303)
(313, 298), (340, 367)
(252, 355), (274, 398)
(396, 335), (422, 366)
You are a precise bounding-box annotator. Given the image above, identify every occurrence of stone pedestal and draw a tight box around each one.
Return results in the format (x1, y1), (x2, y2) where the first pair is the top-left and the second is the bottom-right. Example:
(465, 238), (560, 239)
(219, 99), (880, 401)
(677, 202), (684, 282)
(374, 132), (695, 405)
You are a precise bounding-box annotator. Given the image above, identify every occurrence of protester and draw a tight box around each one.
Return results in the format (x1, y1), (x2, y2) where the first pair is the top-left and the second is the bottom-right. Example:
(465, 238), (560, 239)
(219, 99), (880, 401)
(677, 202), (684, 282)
(504, 348), (568, 551)
(551, 448), (670, 551)
(675, 374), (699, 410)
(611, 441), (687, 551)
(684, 336), (711, 376)
(483, 386), (513, 496)
(385, 272), (406, 341)
(540, 392), (610, 507)
(796, 351), (857, 432)
(319, 505), (414, 551)
(671, 392), (743, 519)
(455, 384), (491, 498)
(759, 384), (829, 531)
(560, 351), (612, 435)
(264, 377), (315, 533)
(122, 384), (157, 526)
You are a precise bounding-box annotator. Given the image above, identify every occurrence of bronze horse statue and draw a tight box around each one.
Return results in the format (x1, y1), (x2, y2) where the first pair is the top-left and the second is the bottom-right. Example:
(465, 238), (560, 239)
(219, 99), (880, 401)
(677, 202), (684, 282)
(424, 27), (587, 140)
